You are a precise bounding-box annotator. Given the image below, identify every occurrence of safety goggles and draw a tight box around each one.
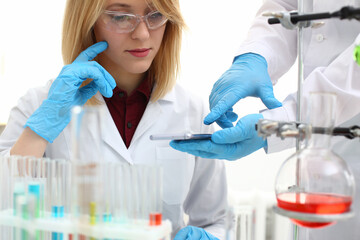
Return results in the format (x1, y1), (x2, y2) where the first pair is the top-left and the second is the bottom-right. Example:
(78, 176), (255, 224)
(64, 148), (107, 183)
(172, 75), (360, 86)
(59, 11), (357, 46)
(100, 10), (168, 33)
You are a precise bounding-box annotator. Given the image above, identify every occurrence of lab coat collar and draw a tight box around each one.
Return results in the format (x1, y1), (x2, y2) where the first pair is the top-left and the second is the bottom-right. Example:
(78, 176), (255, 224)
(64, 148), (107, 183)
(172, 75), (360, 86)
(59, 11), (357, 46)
(155, 84), (176, 103)
(129, 87), (175, 150)
(94, 92), (134, 164)
(129, 100), (162, 149)
(92, 87), (176, 163)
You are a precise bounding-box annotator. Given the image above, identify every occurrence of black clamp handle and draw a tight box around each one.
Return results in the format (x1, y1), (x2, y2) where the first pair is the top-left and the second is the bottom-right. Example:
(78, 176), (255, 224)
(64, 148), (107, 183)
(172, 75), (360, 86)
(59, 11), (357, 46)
(268, 6), (360, 25)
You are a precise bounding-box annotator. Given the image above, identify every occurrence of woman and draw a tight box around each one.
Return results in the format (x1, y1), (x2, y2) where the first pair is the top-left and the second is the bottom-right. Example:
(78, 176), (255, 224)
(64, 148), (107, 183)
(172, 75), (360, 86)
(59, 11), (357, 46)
(0, 0), (227, 239)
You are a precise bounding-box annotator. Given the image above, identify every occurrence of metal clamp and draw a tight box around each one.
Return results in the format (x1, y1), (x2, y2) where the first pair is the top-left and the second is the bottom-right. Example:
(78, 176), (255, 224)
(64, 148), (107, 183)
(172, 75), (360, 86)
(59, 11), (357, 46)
(263, 6), (360, 30)
(256, 119), (310, 140)
(256, 119), (360, 140)
(262, 11), (311, 29)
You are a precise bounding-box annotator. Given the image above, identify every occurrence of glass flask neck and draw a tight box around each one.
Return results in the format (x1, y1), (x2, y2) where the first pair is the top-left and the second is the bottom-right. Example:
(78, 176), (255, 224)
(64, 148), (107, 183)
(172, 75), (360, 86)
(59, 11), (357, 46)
(304, 92), (336, 149)
(306, 132), (331, 149)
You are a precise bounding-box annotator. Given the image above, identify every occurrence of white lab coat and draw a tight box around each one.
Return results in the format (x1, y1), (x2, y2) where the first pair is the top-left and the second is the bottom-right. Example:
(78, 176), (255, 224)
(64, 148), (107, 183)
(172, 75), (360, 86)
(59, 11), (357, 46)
(0, 79), (228, 239)
(235, 0), (360, 151)
(235, 0), (360, 239)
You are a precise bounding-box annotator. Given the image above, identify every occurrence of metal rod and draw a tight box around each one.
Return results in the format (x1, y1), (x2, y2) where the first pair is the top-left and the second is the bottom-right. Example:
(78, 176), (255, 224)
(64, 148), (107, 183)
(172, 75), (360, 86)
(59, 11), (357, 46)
(268, 6), (360, 25)
(294, 0), (305, 238)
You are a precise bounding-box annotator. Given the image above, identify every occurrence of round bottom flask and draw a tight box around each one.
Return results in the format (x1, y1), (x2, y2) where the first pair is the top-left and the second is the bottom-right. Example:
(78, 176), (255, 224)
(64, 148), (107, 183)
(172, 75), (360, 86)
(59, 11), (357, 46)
(274, 93), (355, 228)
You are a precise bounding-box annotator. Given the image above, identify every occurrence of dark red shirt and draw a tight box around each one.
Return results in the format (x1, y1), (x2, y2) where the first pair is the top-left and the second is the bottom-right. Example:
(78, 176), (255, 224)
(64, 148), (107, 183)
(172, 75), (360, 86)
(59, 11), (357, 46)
(104, 77), (152, 148)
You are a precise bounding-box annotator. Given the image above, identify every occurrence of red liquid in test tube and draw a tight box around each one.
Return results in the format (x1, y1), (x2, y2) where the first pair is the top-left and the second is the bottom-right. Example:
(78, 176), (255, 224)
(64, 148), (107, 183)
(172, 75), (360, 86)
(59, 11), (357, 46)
(277, 192), (352, 228)
(149, 212), (162, 226)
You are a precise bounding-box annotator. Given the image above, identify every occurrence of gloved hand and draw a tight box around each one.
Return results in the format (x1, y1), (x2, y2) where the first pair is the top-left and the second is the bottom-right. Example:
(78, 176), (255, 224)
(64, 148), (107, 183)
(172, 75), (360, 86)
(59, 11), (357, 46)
(174, 226), (219, 240)
(25, 41), (116, 143)
(170, 114), (266, 160)
(204, 53), (282, 129)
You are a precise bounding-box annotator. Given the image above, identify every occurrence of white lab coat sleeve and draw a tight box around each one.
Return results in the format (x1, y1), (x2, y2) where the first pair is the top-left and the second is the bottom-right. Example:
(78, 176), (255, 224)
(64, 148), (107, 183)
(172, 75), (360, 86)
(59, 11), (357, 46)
(262, 34), (360, 153)
(0, 81), (51, 156)
(235, 0), (298, 84)
(183, 99), (228, 239)
(260, 93), (297, 153)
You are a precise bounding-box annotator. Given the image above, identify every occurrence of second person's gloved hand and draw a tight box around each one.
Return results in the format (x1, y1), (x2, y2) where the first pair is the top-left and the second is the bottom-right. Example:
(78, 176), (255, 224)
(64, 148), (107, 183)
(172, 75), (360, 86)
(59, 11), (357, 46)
(25, 41), (116, 143)
(205, 53), (282, 129)
(174, 226), (219, 240)
(170, 114), (266, 160)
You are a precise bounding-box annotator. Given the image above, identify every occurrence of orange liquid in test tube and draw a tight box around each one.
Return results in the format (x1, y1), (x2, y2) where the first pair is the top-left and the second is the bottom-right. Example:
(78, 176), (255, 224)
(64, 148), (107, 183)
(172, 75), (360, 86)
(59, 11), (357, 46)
(149, 212), (162, 226)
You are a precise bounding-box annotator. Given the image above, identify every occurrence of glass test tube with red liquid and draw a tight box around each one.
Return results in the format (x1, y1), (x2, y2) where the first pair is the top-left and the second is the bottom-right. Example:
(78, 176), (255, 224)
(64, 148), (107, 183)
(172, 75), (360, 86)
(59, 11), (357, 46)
(149, 166), (163, 226)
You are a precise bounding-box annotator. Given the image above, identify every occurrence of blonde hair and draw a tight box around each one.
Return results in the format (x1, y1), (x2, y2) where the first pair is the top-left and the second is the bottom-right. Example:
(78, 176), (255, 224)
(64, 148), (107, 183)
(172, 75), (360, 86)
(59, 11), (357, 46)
(62, 0), (185, 103)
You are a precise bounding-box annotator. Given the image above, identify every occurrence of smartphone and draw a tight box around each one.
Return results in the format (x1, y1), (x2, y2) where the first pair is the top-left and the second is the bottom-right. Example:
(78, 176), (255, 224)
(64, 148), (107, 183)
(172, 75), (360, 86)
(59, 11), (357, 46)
(150, 132), (212, 140)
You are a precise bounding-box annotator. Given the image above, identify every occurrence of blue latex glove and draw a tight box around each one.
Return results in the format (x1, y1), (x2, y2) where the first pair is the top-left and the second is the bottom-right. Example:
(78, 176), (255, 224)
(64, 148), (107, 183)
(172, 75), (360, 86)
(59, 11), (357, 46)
(205, 53), (282, 129)
(170, 114), (266, 160)
(174, 226), (219, 240)
(25, 41), (116, 143)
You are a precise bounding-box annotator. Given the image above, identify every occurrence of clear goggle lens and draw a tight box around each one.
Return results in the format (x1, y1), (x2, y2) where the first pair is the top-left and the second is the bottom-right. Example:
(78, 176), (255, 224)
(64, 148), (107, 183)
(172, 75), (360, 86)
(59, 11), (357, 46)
(101, 10), (168, 33)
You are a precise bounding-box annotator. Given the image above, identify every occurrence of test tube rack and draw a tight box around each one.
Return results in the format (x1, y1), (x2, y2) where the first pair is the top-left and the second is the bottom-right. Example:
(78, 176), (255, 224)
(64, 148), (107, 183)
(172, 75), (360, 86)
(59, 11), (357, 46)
(0, 155), (171, 240)
(0, 211), (172, 240)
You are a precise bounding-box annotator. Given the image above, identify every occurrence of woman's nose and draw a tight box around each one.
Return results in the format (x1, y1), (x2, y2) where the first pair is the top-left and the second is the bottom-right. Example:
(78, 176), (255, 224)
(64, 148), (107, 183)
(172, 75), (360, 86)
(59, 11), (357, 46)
(131, 20), (150, 40)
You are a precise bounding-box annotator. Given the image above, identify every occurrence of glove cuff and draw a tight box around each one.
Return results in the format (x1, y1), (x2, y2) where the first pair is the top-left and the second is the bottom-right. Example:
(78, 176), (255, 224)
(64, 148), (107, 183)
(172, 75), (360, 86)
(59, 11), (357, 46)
(25, 99), (72, 143)
(24, 124), (53, 143)
(234, 52), (268, 68)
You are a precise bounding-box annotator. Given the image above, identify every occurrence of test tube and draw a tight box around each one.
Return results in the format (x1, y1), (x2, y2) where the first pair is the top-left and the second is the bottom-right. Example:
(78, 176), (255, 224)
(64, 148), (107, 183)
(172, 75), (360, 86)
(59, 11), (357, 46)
(13, 182), (25, 213)
(149, 165), (163, 226)
(27, 194), (38, 240)
(16, 195), (28, 240)
(13, 182), (25, 240)
(51, 159), (66, 240)
(89, 201), (97, 240)
(77, 162), (104, 240)
(28, 183), (40, 218)
(225, 207), (236, 240)
(28, 182), (42, 240)
(30, 158), (46, 221)
(129, 165), (140, 224)
(114, 163), (128, 224)
(3, 156), (23, 240)
(71, 106), (105, 239)
(2, 156), (13, 210)
(102, 162), (114, 240)
(44, 158), (52, 213)
(61, 160), (72, 215)
(70, 106), (105, 165)
(137, 165), (148, 223)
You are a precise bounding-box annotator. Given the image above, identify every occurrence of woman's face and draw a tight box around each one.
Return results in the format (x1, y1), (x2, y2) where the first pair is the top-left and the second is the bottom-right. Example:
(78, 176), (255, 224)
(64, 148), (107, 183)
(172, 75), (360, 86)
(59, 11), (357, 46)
(94, 0), (166, 77)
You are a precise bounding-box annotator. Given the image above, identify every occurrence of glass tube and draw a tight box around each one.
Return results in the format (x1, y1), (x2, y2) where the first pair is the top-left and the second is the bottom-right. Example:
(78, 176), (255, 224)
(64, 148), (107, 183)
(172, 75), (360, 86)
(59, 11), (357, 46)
(129, 165), (139, 224)
(102, 162), (114, 227)
(71, 106), (105, 165)
(115, 163), (129, 224)
(149, 165), (162, 226)
(71, 106), (106, 240)
(137, 165), (147, 223)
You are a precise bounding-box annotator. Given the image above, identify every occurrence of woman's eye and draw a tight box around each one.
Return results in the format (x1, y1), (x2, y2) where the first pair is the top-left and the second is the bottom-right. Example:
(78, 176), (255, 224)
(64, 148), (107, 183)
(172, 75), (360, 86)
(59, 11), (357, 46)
(149, 12), (163, 20)
(112, 15), (131, 22)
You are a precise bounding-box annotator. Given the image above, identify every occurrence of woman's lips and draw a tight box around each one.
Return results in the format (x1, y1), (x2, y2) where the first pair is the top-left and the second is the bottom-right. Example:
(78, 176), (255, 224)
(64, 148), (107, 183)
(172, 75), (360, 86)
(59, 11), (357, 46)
(127, 48), (151, 57)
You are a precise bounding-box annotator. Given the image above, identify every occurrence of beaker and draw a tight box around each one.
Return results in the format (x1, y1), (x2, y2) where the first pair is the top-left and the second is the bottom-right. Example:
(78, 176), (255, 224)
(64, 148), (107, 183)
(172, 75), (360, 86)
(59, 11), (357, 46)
(274, 92), (355, 228)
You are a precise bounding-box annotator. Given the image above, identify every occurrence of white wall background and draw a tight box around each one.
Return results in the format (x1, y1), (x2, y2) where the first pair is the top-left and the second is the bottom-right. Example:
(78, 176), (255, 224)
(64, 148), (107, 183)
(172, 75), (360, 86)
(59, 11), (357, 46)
(0, 0), (298, 234)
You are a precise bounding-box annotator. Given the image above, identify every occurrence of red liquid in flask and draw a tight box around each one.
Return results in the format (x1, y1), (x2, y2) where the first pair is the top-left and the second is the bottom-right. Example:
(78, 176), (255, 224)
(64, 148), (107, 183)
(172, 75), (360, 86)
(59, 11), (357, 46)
(149, 212), (162, 226)
(277, 192), (352, 228)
